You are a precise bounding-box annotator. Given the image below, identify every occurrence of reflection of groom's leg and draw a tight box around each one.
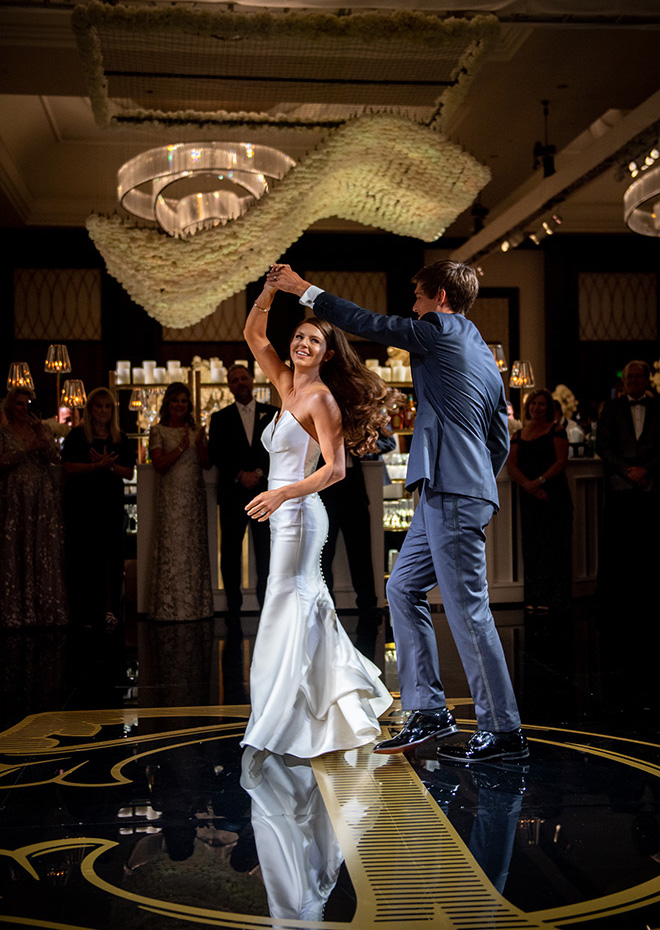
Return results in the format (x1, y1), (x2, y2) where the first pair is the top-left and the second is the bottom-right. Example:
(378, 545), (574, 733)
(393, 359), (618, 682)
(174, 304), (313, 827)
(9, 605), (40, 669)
(468, 767), (525, 894)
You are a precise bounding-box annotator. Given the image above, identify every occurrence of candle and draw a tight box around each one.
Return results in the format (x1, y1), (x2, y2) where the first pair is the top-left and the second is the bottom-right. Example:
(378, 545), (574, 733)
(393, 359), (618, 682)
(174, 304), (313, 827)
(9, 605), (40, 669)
(132, 367), (145, 384)
(142, 360), (156, 381)
(254, 363), (267, 383)
(115, 370), (130, 385)
(392, 365), (405, 382)
(153, 367), (167, 384)
(116, 360), (131, 373)
(167, 360), (182, 373)
(366, 358), (380, 370)
(380, 366), (392, 382)
(233, 359), (248, 369)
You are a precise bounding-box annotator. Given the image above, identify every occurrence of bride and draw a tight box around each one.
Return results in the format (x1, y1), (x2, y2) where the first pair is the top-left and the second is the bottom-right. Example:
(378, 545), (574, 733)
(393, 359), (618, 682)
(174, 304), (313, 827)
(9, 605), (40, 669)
(241, 277), (397, 758)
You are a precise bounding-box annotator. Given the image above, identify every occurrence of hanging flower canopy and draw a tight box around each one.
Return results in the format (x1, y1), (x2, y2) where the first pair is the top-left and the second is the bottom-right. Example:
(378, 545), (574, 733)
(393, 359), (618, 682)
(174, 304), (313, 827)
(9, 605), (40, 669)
(74, 3), (497, 327)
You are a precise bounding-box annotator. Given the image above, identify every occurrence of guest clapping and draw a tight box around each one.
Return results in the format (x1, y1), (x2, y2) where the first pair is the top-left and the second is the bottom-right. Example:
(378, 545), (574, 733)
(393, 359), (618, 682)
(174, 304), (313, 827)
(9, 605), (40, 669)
(507, 388), (573, 613)
(62, 387), (136, 631)
(147, 383), (214, 622)
(0, 388), (67, 628)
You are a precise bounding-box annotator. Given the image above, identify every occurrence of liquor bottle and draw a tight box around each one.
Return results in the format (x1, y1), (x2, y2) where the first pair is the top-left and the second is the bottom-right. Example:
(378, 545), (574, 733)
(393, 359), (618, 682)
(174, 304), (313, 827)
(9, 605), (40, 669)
(405, 394), (416, 429)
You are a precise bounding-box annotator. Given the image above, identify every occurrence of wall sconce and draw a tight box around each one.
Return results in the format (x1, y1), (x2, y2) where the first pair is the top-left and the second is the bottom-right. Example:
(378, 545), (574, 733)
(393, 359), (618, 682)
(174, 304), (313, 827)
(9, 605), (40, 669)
(60, 379), (87, 408)
(487, 344), (508, 372)
(7, 362), (34, 391)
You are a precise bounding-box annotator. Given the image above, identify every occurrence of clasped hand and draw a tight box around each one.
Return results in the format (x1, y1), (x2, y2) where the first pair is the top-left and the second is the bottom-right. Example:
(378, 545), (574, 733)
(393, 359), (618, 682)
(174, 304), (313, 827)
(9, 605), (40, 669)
(90, 448), (118, 469)
(266, 263), (309, 296)
(522, 478), (549, 501)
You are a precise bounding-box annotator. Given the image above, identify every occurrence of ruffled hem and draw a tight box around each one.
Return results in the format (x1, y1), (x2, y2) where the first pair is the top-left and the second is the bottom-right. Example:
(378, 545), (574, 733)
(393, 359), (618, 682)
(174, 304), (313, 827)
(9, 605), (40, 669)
(242, 593), (392, 758)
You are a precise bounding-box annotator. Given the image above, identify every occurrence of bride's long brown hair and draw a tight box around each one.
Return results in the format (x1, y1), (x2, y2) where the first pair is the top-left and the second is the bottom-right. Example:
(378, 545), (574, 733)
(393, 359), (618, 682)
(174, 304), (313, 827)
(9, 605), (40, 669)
(291, 318), (404, 456)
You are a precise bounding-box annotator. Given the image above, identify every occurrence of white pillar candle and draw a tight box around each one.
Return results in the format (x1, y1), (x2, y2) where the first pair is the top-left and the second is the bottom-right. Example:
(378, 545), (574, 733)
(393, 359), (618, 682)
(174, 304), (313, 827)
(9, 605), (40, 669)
(233, 359), (249, 369)
(142, 360), (156, 381)
(115, 370), (130, 385)
(254, 363), (267, 383)
(366, 358), (380, 370)
(380, 366), (392, 381)
(402, 366), (412, 383)
(210, 363), (223, 383)
(132, 367), (145, 384)
(167, 360), (182, 373)
(392, 365), (406, 382)
(153, 367), (167, 384)
(116, 360), (131, 373)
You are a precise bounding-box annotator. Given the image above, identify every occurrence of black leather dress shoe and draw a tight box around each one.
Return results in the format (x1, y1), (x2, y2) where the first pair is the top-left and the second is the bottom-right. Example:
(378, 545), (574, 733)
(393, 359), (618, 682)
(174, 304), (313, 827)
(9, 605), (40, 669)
(435, 728), (529, 765)
(373, 709), (458, 755)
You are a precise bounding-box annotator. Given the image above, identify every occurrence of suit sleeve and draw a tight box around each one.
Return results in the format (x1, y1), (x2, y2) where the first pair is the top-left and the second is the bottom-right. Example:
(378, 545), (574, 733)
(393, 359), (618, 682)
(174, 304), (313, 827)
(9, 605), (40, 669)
(314, 292), (436, 356)
(486, 394), (510, 478)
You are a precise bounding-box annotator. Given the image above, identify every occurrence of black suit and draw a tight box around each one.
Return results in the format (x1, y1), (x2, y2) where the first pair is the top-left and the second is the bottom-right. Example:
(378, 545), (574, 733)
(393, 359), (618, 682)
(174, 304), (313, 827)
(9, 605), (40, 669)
(596, 395), (660, 694)
(209, 401), (278, 617)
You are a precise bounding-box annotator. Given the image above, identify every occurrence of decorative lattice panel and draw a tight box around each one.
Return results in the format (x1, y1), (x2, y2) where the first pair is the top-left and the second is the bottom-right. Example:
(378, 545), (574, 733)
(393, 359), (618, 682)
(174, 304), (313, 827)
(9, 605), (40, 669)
(303, 271), (387, 343)
(13, 268), (102, 341)
(163, 291), (247, 341)
(578, 272), (658, 341)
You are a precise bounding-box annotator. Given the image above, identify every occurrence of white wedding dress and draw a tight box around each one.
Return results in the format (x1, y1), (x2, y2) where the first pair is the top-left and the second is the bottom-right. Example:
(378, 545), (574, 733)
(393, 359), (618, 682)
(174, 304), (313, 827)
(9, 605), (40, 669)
(241, 409), (392, 758)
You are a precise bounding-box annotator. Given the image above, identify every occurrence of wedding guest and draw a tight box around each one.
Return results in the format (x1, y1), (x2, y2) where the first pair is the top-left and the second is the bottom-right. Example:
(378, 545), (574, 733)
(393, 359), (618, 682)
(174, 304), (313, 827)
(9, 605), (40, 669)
(0, 387), (67, 628)
(62, 387), (135, 631)
(148, 382), (214, 622)
(208, 365), (278, 628)
(507, 389), (573, 613)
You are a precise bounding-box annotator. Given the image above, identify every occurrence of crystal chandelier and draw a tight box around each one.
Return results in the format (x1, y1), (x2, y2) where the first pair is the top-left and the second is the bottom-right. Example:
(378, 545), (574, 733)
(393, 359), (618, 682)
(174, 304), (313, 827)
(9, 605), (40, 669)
(118, 142), (295, 238)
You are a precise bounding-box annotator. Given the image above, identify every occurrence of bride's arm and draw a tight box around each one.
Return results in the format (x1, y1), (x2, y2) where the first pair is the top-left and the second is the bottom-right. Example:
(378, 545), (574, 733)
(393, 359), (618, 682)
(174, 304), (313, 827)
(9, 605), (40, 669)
(245, 390), (346, 522)
(244, 285), (292, 396)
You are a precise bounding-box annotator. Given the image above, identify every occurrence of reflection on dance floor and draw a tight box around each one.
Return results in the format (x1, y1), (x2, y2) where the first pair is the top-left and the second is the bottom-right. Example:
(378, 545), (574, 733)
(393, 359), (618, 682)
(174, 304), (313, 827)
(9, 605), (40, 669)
(2, 607), (660, 929)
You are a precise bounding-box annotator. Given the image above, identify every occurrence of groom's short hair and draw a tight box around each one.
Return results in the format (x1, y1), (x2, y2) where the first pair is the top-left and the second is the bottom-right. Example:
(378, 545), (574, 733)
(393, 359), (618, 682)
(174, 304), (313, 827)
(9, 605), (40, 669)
(412, 260), (479, 317)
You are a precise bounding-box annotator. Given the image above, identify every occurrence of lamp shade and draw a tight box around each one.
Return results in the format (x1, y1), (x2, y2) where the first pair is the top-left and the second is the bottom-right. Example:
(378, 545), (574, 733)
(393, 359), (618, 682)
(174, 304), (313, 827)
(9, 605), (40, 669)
(44, 344), (72, 374)
(7, 362), (34, 391)
(128, 388), (145, 410)
(509, 360), (535, 389)
(60, 379), (87, 408)
(487, 344), (508, 372)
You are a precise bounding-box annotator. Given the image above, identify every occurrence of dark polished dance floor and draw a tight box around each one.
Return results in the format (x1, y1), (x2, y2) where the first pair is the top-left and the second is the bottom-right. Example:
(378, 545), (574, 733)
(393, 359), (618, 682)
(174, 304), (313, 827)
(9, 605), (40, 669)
(2, 602), (660, 930)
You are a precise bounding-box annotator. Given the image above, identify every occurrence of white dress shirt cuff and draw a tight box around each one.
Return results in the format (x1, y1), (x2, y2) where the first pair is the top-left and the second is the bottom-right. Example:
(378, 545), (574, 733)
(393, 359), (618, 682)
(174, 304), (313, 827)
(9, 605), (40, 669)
(299, 285), (325, 308)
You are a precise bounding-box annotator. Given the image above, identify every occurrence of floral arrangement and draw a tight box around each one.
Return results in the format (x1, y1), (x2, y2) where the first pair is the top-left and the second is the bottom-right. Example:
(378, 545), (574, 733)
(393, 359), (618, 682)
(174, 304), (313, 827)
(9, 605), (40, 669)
(651, 359), (660, 393)
(552, 384), (578, 418)
(87, 112), (491, 328)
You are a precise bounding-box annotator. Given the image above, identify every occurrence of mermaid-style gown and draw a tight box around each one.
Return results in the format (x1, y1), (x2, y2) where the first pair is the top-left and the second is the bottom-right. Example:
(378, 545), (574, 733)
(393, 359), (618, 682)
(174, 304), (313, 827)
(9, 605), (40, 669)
(241, 410), (392, 757)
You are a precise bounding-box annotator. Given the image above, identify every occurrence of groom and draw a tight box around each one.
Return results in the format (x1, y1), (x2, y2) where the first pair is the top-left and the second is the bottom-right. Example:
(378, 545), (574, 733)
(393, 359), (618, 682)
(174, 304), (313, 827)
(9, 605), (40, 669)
(268, 260), (527, 764)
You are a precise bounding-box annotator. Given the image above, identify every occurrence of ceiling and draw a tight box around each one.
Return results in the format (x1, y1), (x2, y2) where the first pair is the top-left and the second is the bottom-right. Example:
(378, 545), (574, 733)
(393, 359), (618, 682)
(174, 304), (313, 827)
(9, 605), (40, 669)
(1, 0), (659, 262)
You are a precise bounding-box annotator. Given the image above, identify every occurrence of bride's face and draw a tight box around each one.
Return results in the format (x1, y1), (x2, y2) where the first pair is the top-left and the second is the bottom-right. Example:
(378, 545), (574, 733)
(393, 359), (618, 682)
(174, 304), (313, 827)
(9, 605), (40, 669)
(290, 322), (332, 370)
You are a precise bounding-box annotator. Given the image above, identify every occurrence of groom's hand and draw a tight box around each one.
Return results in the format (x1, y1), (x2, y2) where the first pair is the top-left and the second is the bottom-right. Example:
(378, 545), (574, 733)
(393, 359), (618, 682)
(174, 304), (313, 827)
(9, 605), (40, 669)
(267, 263), (310, 297)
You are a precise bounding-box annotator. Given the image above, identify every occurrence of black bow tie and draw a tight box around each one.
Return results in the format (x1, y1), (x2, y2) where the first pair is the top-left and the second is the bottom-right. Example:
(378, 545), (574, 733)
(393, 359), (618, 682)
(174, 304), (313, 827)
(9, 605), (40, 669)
(629, 398), (647, 407)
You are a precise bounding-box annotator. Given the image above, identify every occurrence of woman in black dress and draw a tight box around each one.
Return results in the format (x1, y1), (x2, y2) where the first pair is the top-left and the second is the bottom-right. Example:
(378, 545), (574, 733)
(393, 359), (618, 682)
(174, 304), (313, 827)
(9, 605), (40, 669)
(62, 387), (136, 630)
(507, 388), (573, 613)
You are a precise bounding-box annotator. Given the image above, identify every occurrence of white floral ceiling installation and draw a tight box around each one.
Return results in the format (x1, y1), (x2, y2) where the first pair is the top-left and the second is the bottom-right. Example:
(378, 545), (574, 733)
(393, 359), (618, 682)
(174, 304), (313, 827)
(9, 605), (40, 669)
(74, 4), (497, 327)
(88, 113), (491, 327)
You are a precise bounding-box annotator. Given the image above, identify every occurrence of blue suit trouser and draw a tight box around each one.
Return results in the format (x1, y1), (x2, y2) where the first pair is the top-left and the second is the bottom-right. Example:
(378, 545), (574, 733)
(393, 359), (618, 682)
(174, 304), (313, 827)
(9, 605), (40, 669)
(386, 482), (521, 732)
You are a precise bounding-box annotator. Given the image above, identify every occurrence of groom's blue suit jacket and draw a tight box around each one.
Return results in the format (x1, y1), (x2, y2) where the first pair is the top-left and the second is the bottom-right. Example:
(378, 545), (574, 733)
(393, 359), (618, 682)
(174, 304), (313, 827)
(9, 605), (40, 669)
(314, 292), (509, 510)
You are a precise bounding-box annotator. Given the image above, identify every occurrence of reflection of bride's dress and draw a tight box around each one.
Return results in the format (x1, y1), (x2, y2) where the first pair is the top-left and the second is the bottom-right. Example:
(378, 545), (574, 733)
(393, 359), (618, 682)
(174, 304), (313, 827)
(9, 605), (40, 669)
(241, 410), (392, 757)
(241, 748), (343, 921)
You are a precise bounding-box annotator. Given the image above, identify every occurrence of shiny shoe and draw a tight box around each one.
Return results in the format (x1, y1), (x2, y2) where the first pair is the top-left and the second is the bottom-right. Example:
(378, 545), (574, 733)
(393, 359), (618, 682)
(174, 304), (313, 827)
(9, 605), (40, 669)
(373, 709), (458, 755)
(436, 728), (529, 765)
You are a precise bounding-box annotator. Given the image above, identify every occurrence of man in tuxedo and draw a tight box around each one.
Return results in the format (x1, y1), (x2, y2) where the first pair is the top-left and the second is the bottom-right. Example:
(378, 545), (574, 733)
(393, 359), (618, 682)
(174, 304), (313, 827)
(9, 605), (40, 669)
(596, 360), (660, 689)
(208, 365), (278, 628)
(269, 260), (526, 764)
(320, 431), (396, 661)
